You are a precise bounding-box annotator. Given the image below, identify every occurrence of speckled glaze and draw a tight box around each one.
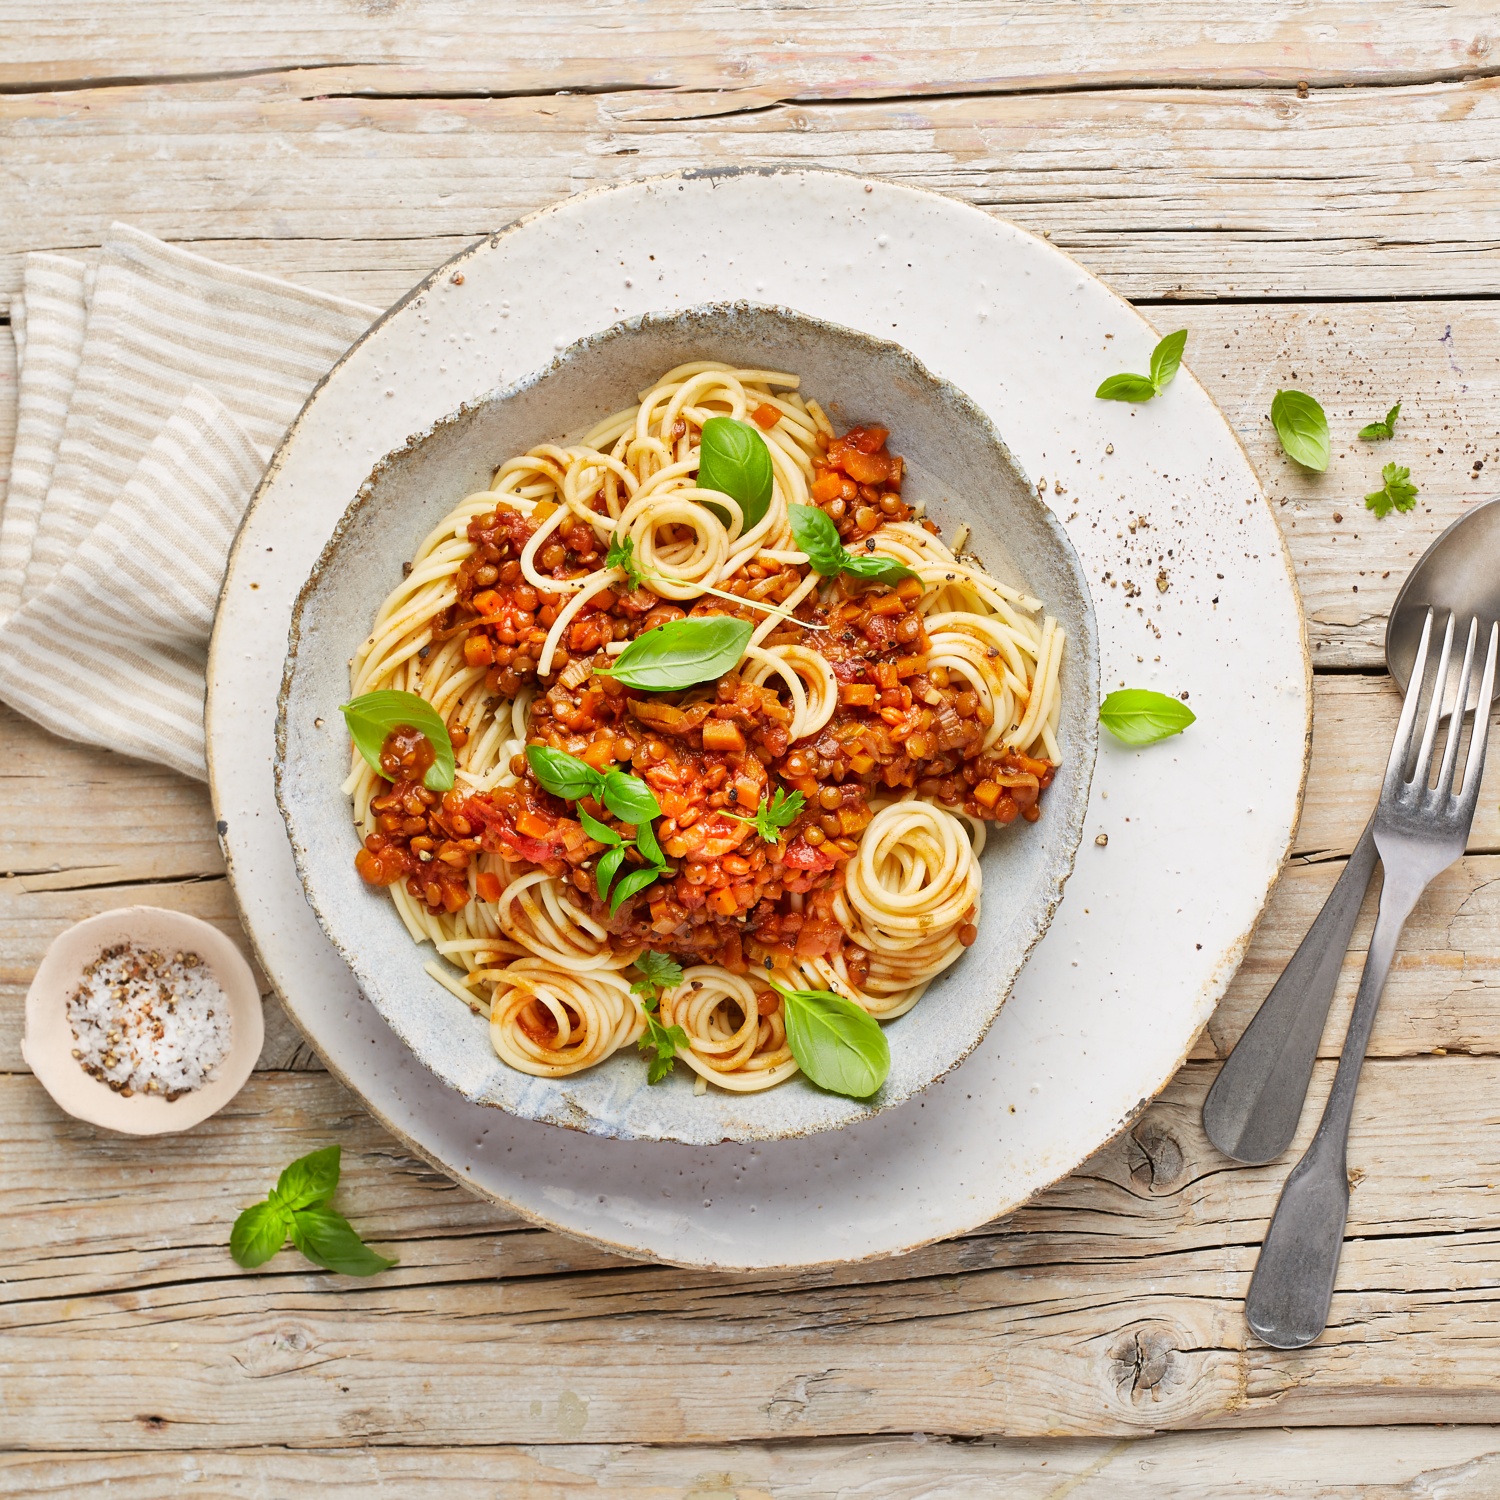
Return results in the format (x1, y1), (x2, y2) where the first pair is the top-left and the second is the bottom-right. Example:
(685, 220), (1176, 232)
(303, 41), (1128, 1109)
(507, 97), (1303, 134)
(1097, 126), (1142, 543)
(207, 166), (1309, 1269)
(275, 303), (1099, 1145)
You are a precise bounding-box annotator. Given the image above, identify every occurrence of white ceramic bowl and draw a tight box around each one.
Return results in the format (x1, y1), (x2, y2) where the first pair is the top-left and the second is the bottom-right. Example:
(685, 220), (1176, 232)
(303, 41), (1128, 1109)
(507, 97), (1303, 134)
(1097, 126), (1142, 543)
(276, 302), (1099, 1145)
(22, 906), (263, 1135)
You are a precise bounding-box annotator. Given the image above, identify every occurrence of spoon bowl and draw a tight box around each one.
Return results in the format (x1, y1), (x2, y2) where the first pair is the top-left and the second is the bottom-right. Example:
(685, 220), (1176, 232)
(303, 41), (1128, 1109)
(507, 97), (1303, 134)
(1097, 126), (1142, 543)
(1388, 498), (1500, 713)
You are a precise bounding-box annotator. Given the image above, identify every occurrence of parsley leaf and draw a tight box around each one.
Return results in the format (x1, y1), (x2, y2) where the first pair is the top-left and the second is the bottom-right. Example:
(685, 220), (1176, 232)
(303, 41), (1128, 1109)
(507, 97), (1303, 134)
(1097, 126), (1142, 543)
(606, 533), (646, 591)
(1365, 462), (1418, 518)
(725, 786), (805, 843)
(1095, 329), (1188, 404)
(1358, 402), (1401, 441)
(631, 950), (685, 1002)
(640, 1012), (691, 1083)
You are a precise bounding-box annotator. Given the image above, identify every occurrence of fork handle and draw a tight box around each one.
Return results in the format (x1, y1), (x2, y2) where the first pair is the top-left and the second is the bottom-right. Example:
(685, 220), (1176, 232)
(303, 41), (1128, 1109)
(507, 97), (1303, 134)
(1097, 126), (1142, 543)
(1244, 868), (1423, 1349)
(1203, 819), (1379, 1163)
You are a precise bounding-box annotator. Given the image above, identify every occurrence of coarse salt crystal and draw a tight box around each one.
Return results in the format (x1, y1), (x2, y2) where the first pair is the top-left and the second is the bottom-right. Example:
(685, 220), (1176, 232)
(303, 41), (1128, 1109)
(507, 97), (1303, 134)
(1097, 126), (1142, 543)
(67, 943), (232, 1100)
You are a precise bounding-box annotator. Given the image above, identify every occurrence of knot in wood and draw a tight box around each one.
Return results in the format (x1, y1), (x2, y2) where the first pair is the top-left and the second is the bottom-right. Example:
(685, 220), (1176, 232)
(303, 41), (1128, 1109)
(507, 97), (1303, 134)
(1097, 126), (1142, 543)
(1126, 1121), (1185, 1193)
(1109, 1324), (1181, 1407)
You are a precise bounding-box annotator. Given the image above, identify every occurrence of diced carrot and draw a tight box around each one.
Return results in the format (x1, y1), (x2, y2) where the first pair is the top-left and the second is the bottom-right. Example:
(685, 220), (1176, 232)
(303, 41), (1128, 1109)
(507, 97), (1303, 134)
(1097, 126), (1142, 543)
(848, 753), (875, 774)
(701, 721), (747, 754)
(810, 472), (844, 503)
(462, 633), (495, 667)
(515, 810), (554, 839)
(475, 871), (503, 903)
(709, 887), (739, 917)
(842, 449), (891, 485)
(472, 589), (502, 617)
(895, 577), (923, 603)
(872, 662), (899, 690)
(579, 737), (615, 770)
(868, 592), (906, 616)
(895, 654), (928, 678)
(839, 682), (878, 707)
(751, 402), (780, 430)
(973, 780), (1002, 809)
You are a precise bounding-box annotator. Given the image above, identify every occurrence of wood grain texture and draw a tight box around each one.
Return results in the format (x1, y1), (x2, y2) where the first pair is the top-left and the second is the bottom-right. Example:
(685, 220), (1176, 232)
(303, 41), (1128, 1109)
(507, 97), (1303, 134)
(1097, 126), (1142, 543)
(6, 1427), (1500, 1498)
(6, 1055), (1500, 1445)
(2, 0), (1496, 95)
(4, 76), (1500, 308)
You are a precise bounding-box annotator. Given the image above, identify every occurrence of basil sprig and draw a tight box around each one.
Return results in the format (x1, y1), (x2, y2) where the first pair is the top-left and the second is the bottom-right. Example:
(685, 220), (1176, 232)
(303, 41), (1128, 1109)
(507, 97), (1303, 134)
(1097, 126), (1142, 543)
(525, 743), (662, 823)
(1269, 389), (1330, 472)
(340, 690), (455, 792)
(696, 416), (774, 531)
(598, 615), (754, 691)
(229, 1145), (397, 1277)
(525, 745), (672, 910)
(1099, 688), (1196, 746)
(1095, 329), (1188, 404)
(1359, 402), (1401, 442)
(788, 504), (917, 587)
(771, 982), (890, 1099)
(630, 951), (690, 1083)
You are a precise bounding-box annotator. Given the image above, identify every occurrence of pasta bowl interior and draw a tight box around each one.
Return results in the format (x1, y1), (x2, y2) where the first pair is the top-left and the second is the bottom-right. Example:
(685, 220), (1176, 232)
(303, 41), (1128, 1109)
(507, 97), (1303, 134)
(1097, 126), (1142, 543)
(277, 304), (1098, 1145)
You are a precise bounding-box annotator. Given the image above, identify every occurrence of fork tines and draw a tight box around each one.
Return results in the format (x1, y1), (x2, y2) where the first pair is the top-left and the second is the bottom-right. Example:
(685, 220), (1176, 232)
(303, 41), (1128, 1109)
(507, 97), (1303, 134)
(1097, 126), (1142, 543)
(1388, 608), (1500, 813)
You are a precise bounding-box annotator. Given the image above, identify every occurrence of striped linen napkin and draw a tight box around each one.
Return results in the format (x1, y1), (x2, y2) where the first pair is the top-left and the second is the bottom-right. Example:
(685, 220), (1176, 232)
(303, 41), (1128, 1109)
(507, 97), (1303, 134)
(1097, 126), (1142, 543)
(0, 225), (378, 779)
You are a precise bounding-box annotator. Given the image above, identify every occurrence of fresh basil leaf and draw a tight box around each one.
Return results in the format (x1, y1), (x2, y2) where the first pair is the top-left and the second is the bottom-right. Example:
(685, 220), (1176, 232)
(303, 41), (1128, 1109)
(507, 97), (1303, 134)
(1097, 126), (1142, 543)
(599, 768), (662, 825)
(526, 743), (603, 802)
(633, 815), (666, 867)
(1358, 401), (1401, 441)
(632, 949), (684, 1000)
(787, 504), (849, 577)
(839, 552), (918, 586)
(696, 416), (774, 532)
(1099, 688), (1196, 745)
(595, 844), (627, 902)
(274, 1145), (341, 1212)
(788, 504), (916, 585)
(1148, 329), (1188, 391)
(1094, 373), (1159, 404)
(340, 690), (455, 793)
(288, 1205), (397, 1277)
(230, 1199), (290, 1269)
(1269, 389), (1330, 472)
(1365, 462), (1418, 519)
(777, 986), (890, 1099)
(578, 808), (621, 846)
(610, 863), (665, 914)
(599, 615), (754, 691)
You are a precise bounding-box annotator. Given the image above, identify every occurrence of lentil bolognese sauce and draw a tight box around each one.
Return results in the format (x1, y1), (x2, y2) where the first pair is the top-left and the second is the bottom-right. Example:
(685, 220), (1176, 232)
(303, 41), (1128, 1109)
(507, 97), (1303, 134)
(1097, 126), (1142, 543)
(342, 362), (1064, 1097)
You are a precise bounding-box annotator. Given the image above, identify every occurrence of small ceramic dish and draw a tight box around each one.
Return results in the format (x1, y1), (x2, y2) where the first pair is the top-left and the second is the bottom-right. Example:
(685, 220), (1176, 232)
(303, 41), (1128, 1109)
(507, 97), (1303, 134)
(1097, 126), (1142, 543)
(275, 302), (1098, 1146)
(22, 906), (263, 1135)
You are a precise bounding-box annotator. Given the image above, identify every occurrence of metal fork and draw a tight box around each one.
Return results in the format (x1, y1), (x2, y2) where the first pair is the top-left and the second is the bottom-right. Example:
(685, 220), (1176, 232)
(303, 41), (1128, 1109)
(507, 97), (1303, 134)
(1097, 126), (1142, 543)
(1245, 609), (1500, 1349)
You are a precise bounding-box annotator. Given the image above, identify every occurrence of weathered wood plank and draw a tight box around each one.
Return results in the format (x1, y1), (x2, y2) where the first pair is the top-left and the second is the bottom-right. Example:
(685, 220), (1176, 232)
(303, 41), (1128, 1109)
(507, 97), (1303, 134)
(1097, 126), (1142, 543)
(5, 1057), (1500, 1444)
(5, 78), (1500, 307)
(6, 1427), (1500, 1499)
(2, 0), (1495, 96)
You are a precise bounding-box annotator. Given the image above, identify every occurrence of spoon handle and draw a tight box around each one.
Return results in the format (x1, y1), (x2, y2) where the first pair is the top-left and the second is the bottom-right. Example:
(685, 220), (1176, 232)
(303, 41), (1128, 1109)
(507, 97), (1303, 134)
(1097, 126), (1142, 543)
(1202, 818), (1378, 1164)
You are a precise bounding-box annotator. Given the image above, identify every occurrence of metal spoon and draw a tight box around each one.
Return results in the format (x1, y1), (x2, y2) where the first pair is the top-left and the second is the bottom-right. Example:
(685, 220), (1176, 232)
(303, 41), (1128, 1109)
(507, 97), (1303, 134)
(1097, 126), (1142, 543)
(1203, 497), (1500, 1164)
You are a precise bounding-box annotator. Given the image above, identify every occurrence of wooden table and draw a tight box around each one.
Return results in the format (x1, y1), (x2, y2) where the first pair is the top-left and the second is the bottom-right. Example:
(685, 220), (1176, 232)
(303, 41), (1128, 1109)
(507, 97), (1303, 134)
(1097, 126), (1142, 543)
(4, 7), (1500, 1492)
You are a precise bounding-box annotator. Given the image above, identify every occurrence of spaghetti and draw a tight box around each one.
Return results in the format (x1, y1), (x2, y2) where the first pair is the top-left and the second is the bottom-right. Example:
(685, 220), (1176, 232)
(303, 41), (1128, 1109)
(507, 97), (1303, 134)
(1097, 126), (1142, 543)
(345, 361), (1064, 1094)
